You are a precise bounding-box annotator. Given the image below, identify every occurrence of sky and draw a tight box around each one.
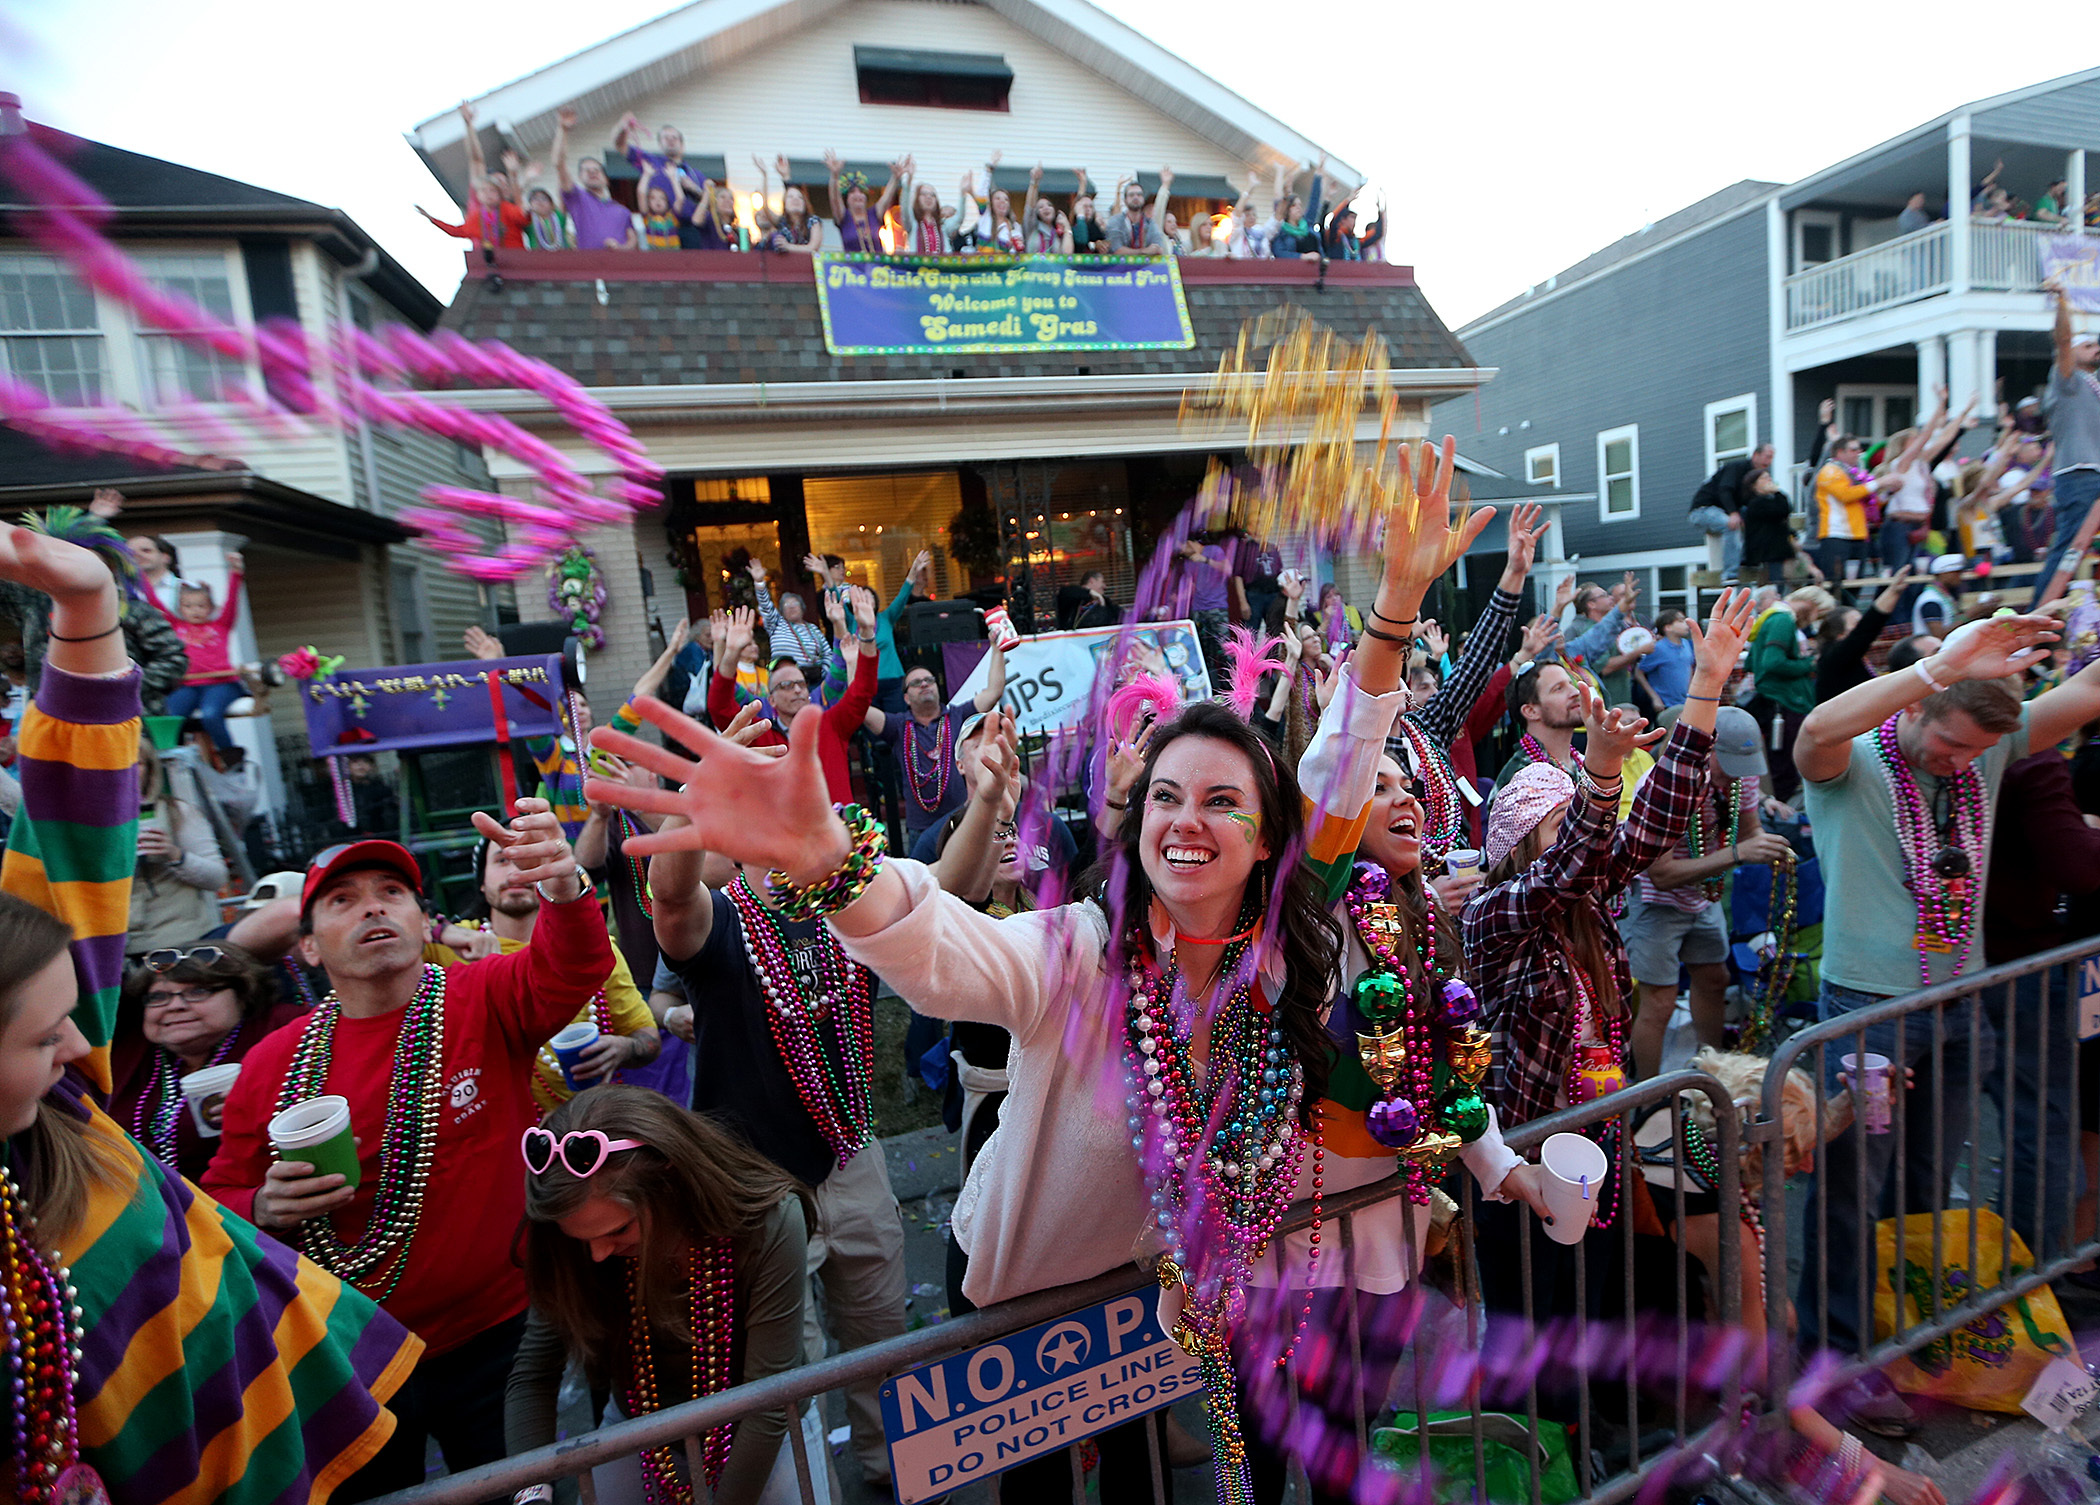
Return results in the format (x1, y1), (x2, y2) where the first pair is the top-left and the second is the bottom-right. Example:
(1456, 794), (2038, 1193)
(13, 0), (2091, 329)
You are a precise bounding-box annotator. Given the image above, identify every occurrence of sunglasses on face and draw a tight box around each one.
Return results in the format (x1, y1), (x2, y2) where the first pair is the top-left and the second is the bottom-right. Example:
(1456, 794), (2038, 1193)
(144, 945), (227, 973)
(145, 985), (226, 1009)
(521, 1126), (644, 1178)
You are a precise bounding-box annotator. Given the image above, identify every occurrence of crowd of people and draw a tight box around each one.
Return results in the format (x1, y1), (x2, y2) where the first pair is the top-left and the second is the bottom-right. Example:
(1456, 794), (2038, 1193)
(417, 101), (1386, 261)
(9, 389), (2100, 1502)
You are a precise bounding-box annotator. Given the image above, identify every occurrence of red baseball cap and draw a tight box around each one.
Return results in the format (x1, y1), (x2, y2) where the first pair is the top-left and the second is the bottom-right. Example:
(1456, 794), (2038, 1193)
(300, 839), (424, 917)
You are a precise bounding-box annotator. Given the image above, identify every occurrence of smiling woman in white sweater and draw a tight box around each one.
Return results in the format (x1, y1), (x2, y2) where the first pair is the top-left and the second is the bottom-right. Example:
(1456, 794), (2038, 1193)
(587, 440), (1504, 1505)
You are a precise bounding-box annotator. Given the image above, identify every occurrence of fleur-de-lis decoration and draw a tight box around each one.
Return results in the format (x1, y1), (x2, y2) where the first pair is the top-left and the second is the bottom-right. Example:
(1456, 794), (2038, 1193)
(429, 686), (451, 711)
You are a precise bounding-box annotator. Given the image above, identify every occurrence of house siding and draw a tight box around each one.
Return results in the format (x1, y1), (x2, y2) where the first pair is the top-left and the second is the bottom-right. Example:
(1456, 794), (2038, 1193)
(1432, 207), (1772, 565)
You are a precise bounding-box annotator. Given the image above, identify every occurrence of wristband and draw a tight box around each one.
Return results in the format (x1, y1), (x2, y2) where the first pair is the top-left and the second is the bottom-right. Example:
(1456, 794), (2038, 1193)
(1911, 658), (1948, 694)
(1105, 798), (1128, 810)
(1683, 692), (1723, 702)
(1370, 607), (1417, 629)
(48, 619), (122, 643)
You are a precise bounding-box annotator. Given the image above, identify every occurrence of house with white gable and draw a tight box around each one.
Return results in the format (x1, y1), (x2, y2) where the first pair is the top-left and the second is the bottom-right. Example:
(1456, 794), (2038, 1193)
(406, 0), (1498, 700)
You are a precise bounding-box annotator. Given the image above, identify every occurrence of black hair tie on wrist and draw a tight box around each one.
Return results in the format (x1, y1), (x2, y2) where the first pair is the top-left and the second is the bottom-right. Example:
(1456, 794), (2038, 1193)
(47, 620), (121, 643)
(1362, 624), (1408, 644)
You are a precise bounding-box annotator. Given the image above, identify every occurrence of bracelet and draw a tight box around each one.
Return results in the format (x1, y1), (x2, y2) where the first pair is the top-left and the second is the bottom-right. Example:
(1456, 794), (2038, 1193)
(856, 632), (877, 644)
(47, 619), (121, 643)
(1912, 658), (1948, 694)
(1361, 623), (1409, 645)
(535, 873), (595, 905)
(765, 802), (888, 920)
(1369, 607), (1417, 629)
(1683, 692), (1723, 702)
(1105, 798), (1128, 810)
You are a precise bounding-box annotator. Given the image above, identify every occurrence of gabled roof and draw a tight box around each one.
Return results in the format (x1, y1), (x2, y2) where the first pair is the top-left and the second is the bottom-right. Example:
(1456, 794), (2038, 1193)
(1463, 179), (1780, 334)
(2, 122), (444, 328)
(407, 0), (1357, 191)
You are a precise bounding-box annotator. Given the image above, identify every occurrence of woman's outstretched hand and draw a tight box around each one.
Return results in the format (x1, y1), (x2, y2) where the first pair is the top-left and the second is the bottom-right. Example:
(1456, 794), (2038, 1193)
(585, 697), (849, 884)
(1378, 436), (1495, 600)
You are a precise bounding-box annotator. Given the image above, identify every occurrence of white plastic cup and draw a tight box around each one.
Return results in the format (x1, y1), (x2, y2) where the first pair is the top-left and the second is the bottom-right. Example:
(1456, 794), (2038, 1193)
(1444, 849), (1484, 883)
(269, 1095), (359, 1189)
(1539, 1131), (1610, 1245)
(550, 1021), (600, 1090)
(180, 1063), (241, 1137)
(1840, 1052), (1894, 1135)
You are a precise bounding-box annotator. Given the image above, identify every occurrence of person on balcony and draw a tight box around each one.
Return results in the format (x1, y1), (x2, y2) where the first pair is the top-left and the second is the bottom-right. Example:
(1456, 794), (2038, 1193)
(1320, 196), (1385, 262)
(685, 181), (746, 251)
(893, 158), (945, 255)
(1690, 441), (1772, 584)
(1067, 168), (1111, 254)
(1019, 166), (1070, 254)
(418, 103), (527, 251)
(823, 150), (900, 253)
(754, 164), (824, 254)
(553, 107), (638, 251)
(1106, 170), (1172, 254)
(1897, 191), (1935, 234)
(2035, 177), (2074, 226)
(1813, 434), (1894, 585)
(614, 113), (705, 204)
(2037, 281), (2100, 601)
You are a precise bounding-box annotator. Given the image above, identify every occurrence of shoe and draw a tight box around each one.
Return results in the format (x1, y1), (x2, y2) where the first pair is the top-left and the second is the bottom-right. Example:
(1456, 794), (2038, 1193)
(1844, 1379), (1918, 1439)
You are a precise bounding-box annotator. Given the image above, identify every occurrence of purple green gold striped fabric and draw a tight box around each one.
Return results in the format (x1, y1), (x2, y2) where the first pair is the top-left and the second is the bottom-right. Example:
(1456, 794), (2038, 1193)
(9, 665), (422, 1503)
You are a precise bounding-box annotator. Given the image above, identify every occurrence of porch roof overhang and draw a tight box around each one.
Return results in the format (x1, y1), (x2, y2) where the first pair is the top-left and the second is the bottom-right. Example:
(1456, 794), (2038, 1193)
(0, 463), (411, 560)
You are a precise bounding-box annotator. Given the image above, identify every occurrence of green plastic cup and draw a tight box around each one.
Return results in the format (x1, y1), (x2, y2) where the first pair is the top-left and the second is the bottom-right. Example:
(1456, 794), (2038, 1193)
(269, 1095), (361, 1190)
(142, 714), (185, 751)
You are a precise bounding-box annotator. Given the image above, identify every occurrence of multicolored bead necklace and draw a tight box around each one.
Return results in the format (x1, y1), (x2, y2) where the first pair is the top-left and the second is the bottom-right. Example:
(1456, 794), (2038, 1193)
(626, 1242), (736, 1501)
(1686, 779), (1743, 902)
(1873, 715), (1986, 985)
(1390, 719), (1463, 855)
(274, 964), (447, 1300)
(1520, 731), (1582, 776)
(903, 712), (954, 812)
(1127, 917), (1304, 1505)
(618, 811), (654, 919)
(1342, 864), (1490, 1205)
(132, 1027), (241, 1169)
(728, 876), (876, 1164)
(0, 1164), (97, 1505)
(1563, 966), (1626, 1231)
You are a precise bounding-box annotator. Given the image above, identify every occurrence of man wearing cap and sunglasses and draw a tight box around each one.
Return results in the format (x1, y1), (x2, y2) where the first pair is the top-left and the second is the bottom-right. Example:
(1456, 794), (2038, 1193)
(1621, 705), (1796, 1079)
(202, 797), (615, 1495)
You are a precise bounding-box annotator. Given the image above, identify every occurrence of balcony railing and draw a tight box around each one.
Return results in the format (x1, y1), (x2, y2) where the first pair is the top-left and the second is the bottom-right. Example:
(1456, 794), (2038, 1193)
(1784, 219), (2077, 332)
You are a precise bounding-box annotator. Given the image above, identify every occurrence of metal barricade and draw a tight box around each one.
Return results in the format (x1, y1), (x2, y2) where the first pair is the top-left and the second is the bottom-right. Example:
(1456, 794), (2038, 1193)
(370, 1071), (1742, 1505)
(1755, 936), (2100, 1444)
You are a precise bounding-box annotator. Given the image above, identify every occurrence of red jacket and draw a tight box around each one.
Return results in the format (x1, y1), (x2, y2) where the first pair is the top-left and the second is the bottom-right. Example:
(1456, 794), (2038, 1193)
(709, 647), (877, 805)
(203, 891), (613, 1354)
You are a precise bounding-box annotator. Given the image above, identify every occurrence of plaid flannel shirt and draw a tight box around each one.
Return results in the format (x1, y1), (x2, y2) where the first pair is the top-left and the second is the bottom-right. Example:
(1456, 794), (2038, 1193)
(1461, 719), (1715, 1128)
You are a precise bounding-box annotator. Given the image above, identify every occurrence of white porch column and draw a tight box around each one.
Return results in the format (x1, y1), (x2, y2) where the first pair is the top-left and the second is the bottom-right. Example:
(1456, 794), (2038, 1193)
(2072, 149), (2089, 237)
(1977, 329), (1999, 418)
(1916, 335), (1947, 405)
(163, 530), (284, 823)
(1949, 116), (1973, 295)
(1945, 329), (1983, 417)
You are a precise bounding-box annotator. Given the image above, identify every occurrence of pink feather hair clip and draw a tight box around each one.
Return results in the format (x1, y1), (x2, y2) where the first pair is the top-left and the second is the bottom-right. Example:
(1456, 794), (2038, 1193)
(1219, 626), (1286, 720)
(1104, 671), (1183, 744)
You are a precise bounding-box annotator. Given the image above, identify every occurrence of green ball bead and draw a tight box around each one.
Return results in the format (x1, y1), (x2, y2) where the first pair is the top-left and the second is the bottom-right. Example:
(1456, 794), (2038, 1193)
(1440, 1089), (1489, 1143)
(1352, 972), (1407, 1022)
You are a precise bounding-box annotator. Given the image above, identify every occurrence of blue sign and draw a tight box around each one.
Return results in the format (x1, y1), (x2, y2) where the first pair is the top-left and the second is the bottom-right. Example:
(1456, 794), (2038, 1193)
(880, 1286), (1202, 1501)
(814, 254), (1196, 355)
(297, 653), (568, 757)
(2079, 956), (2100, 1041)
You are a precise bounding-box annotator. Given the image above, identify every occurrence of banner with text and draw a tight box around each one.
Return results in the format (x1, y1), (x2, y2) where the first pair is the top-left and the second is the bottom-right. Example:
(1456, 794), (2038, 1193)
(298, 653), (568, 757)
(946, 621), (1213, 736)
(2042, 235), (2100, 312)
(814, 253), (1196, 355)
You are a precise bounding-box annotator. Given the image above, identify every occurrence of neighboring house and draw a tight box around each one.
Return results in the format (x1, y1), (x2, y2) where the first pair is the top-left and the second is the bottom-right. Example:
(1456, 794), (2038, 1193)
(0, 120), (504, 821)
(410, 0), (1494, 700)
(1434, 66), (2100, 608)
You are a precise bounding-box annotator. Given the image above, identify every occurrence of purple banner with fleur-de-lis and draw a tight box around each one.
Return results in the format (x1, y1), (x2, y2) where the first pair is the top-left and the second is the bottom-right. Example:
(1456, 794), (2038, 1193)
(298, 653), (569, 756)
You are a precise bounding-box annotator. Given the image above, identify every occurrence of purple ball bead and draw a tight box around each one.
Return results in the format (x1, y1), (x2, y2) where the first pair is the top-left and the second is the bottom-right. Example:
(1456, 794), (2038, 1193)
(1440, 978), (1482, 1026)
(1365, 1096), (1420, 1148)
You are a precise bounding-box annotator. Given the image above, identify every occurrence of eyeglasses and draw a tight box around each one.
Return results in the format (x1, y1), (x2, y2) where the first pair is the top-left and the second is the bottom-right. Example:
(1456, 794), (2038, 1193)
(145, 985), (227, 1009)
(521, 1127), (645, 1179)
(143, 945), (226, 973)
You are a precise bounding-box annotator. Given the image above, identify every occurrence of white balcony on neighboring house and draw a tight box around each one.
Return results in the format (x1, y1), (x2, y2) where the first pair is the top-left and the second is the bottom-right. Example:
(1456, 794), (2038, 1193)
(1783, 219), (2069, 337)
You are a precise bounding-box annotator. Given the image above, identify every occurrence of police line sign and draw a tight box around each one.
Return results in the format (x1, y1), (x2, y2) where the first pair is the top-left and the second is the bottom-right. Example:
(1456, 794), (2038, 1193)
(879, 1287), (1201, 1500)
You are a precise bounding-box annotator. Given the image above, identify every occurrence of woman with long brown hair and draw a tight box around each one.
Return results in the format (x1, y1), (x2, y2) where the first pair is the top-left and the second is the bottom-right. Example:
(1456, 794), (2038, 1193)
(505, 1085), (813, 1504)
(1461, 591), (1753, 1323)
(0, 518), (415, 1501)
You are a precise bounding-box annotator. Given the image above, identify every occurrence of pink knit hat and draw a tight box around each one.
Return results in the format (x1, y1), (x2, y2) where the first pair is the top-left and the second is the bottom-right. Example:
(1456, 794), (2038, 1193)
(1484, 762), (1576, 872)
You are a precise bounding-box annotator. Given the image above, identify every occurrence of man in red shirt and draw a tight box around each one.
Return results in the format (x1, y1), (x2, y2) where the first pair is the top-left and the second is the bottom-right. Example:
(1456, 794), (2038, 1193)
(708, 585), (878, 803)
(205, 797), (612, 1496)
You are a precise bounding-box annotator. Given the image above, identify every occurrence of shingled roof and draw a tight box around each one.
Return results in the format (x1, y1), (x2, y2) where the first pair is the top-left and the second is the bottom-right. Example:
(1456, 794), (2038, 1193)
(439, 256), (1476, 387)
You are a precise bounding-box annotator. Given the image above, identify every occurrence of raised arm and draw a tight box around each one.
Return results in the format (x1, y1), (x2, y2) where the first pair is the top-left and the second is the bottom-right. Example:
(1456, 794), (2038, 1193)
(1412, 500), (1543, 739)
(971, 640), (1009, 714)
(822, 148), (846, 223)
(644, 815), (716, 961)
(1352, 438), (1496, 695)
(553, 107), (577, 196)
(873, 155), (903, 220)
(1794, 612), (2061, 784)
(1022, 163), (1042, 234)
(2054, 280), (2079, 379)
(928, 713), (1018, 903)
(459, 101), (489, 187)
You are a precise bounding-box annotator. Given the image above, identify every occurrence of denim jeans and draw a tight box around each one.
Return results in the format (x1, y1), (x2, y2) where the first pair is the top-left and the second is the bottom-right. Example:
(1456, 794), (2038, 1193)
(1816, 536), (1872, 590)
(2038, 467), (2100, 596)
(164, 679), (243, 753)
(1984, 966), (2083, 1262)
(1796, 979), (1997, 1356)
(1878, 515), (1922, 575)
(1689, 505), (1743, 579)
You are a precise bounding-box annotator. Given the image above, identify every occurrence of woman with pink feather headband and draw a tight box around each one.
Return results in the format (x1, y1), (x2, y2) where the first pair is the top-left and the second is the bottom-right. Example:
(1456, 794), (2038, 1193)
(584, 441), (1490, 1505)
(1458, 589), (1755, 1338)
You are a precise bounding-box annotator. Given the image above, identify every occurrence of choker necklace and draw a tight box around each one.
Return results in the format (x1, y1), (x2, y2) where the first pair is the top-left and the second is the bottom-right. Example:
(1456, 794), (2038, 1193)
(1127, 908), (1305, 1505)
(1344, 864), (1490, 1205)
(274, 965), (447, 1300)
(1, 1165), (97, 1505)
(728, 877), (876, 1164)
(133, 1027), (241, 1169)
(627, 1243), (736, 1500)
(1873, 715), (1985, 984)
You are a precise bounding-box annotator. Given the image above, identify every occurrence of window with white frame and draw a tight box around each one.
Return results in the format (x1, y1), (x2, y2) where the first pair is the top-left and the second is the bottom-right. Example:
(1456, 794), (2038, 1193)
(1703, 394), (1757, 477)
(1525, 443), (1560, 486)
(132, 251), (247, 404)
(1597, 424), (1639, 521)
(0, 252), (105, 405)
(1654, 564), (1691, 617)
